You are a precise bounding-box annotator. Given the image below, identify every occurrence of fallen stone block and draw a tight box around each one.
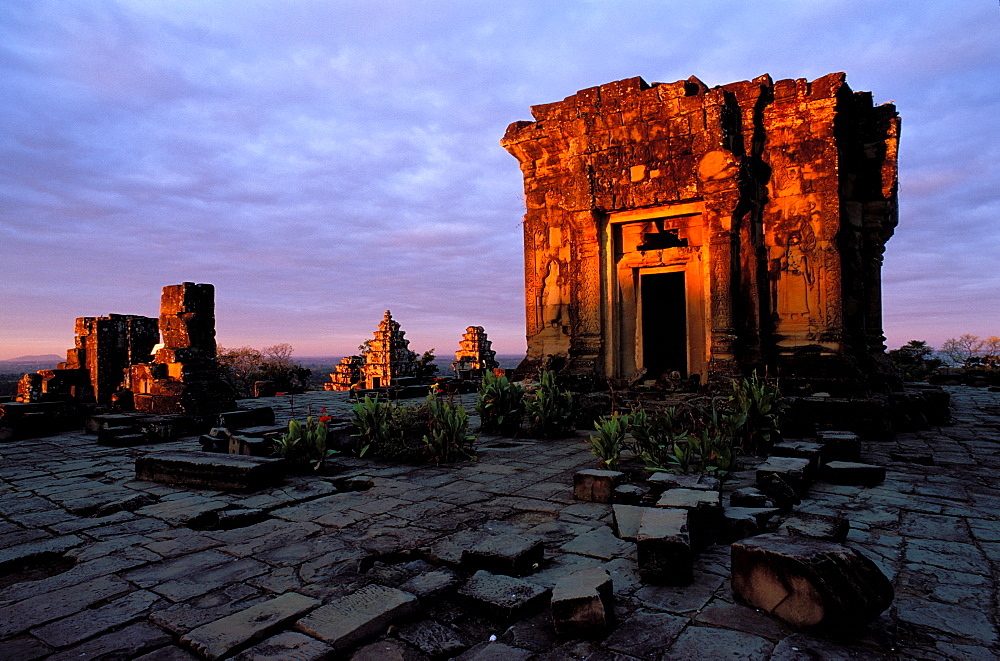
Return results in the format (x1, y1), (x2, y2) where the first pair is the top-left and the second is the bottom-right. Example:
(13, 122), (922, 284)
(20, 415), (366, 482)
(397, 620), (468, 657)
(573, 469), (625, 503)
(729, 487), (773, 508)
(756, 457), (811, 495)
(778, 512), (850, 542)
(756, 473), (801, 511)
(820, 461), (886, 486)
(636, 508), (692, 585)
(231, 631), (334, 661)
(135, 451), (286, 491)
(655, 487), (722, 547)
(181, 592), (320, 660)
(719, 507), (781, 543)
(295, 584), (417, 651)
(815, 430), (861, 462)
(551, 567), (614, 637)
(771, 440), (824, 472)
(612, 504), (648, 541)
(731, 533), (893, 629)
(462, 534), (544, 576)
(399, 568), (460, 599)
(217, 407), (275, 429)
(457, 570), (550, 620)
(199, 427), (232, 453)
(889, 451), (934, 466)
(647, 472), (720, 493)
(229, 434), (275, 457)
(613, 483), (647, 504)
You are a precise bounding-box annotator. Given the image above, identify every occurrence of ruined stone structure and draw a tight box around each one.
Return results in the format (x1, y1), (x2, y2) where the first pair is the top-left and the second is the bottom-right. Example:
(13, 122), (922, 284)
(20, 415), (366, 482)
(453, 326), (499, 380)
(130, 283), (236, 415)
(360, 310), (418, 389)
(502, 73), (900, 394)
(16, 314), (159, 404)
(324, 355), (364, 391)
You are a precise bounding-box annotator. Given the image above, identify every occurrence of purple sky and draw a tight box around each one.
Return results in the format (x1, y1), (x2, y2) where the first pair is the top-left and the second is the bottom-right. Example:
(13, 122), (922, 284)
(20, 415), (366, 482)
(2, 1), (998, 361)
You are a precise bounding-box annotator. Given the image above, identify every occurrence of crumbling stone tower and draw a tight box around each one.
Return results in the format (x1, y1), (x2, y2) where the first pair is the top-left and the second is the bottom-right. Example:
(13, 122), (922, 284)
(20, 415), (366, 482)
(502, 73), (900, 395)
(359, 310), (418, 389)
(17, 314), (158, 404)
(453, 326), (499, 379)
(131, 283), (236, 415)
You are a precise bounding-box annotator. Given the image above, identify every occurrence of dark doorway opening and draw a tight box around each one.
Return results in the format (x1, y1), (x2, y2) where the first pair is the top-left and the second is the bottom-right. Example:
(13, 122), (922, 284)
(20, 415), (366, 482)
(641, 272), (687, 378)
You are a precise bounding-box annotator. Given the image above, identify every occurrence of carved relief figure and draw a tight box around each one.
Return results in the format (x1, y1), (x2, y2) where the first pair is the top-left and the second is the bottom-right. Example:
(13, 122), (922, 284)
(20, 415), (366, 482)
(778, 233), (813, 316)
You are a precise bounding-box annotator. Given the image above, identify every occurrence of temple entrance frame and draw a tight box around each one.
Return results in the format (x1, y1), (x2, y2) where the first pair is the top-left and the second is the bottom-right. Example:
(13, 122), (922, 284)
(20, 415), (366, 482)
(602, 202), (709, 383)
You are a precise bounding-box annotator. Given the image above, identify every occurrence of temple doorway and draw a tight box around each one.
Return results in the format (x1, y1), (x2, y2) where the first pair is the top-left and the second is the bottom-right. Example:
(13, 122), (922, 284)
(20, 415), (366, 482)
(640, 271), (687, 378)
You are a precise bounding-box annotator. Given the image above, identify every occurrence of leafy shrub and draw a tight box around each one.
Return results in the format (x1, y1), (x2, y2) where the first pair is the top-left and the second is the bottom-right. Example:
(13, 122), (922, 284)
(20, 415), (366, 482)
(888, 340), (945, 381)
(589, 412), (628, 469)
(525, 369), (575, 439)
(423, 393), (475, 463)
(274, 415), (338, 470)
(627, 406), (691, 470)
(352, 392), (474, 463)
(218, 343), (311, 397)
(476, 371), (525, 435)
(728, 371), (785, 455)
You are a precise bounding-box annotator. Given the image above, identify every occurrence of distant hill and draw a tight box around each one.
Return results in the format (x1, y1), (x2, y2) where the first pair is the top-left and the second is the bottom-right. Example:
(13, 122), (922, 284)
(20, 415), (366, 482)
(0, 354), (62, 371)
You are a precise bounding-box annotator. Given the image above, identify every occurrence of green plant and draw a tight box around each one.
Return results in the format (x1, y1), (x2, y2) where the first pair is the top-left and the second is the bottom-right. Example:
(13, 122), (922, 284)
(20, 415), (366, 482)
(352, 392), (475, 463)
(351, 395), (391, 457)
(627, 405), (689, 470)
(589, 412), (629, 469)
(476, 371), (525, 435)
(423, 392), (475, 463)
(274, 415), (338, 470)
(728, 372), (785, 455)
(626, 400), (738, 476)
(525, 370), (574, 439)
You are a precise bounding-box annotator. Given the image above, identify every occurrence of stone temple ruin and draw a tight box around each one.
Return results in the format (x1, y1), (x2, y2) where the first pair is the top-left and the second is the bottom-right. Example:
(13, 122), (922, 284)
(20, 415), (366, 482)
(325, 310), (418, 391)
(502, 72), (901, 397)
(453, 326), (500, 380)
(326, 313), (502, 391)
(14, 283), (234, 418)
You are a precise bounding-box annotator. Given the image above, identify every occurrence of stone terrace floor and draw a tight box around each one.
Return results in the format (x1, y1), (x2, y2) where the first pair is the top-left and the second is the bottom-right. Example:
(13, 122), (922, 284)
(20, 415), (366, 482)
(0, 386), (998, 660)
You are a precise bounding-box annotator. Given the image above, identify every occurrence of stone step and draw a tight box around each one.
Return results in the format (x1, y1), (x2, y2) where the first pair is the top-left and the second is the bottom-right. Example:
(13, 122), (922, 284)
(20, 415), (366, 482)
(98, 432), (151, 447)
(654, 487), (722, 547)
(457, 570), (550, 620)
(551, 567), (614, 637)
(295, 584), (417, 652)
(729, 487), (774, 508)
(612, 503), (648, 541)
(771, 440), (824, 471)
(778, 511), (849, 542)
(217, 408), (275, 429)
(181, 592), (320, 660)
(756, 456), (812, 495)
(636, 507), (692, 585)
(646, 472), (720, 493)
(815, 430), (862, 462)
(720, 506), (781, 542)
(135, 451), (286, 491)
(573, 469), (625, 503)
(461, 534), (545, 577)
(820, 461), (886, 486)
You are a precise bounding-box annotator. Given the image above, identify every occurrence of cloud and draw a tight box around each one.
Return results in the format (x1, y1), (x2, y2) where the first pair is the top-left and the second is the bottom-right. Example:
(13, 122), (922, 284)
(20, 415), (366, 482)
(1, 0), (997, 359)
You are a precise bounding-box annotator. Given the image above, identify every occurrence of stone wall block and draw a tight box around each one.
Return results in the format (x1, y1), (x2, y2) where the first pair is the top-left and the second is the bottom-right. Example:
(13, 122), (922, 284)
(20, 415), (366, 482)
(573, 469), (625, 503)
(551, 567), (614, 637)
(636, 507), (692, 585)
(731, 533), (893, 629)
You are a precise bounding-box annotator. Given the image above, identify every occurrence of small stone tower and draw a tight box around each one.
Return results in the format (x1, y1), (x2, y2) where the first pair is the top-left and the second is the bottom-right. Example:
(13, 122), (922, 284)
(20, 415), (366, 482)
(359, 310), (418, 389)
(453, 326), (499, 379)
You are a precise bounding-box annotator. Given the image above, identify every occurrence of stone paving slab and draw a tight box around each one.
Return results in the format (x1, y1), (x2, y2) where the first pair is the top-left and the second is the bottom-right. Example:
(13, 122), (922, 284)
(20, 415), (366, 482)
(0, 387), (997, 658)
